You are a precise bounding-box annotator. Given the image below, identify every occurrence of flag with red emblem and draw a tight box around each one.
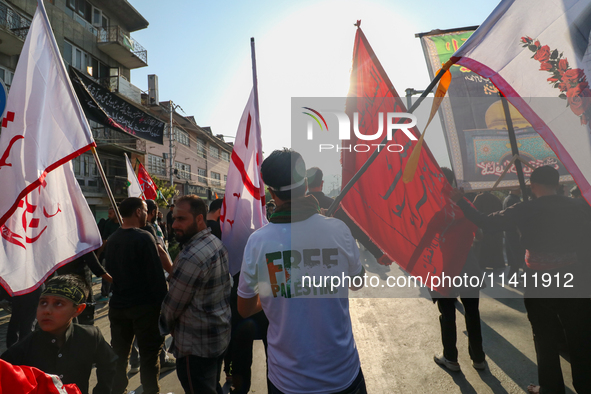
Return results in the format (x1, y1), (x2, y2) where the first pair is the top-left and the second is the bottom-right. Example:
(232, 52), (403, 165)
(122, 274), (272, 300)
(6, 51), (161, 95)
(220, 89), (267, 276)
(137, 160), (159, 201)
(0, 0), (100, 295)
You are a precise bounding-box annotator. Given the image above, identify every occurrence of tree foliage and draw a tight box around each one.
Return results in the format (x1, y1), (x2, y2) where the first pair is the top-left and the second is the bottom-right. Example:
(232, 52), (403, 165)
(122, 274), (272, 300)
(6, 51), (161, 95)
(151, 174), (178, 208)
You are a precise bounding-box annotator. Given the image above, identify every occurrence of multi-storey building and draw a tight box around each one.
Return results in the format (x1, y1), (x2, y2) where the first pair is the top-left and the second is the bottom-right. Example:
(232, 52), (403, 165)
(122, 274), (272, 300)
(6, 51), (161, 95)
(143, 103), (231, 203)
(0, 0), (230, 221)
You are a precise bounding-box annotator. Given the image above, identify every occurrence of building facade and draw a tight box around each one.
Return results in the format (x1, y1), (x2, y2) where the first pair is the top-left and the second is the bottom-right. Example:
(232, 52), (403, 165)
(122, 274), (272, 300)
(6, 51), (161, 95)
(143, 103), (231, 204)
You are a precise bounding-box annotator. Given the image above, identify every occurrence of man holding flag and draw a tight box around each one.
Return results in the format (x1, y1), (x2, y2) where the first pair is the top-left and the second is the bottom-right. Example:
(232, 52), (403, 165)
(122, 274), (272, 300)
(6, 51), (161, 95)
(237, 149), (367, 394)
(220, 87), (269, 393)
(448, 1), (591, 392)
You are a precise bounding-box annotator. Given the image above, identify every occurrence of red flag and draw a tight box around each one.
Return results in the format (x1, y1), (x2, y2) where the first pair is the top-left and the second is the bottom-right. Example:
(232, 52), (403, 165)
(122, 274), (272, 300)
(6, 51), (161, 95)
(0, 358), (81, 394)
(341, 27), (476, 294)
(137, 161), (158, 201)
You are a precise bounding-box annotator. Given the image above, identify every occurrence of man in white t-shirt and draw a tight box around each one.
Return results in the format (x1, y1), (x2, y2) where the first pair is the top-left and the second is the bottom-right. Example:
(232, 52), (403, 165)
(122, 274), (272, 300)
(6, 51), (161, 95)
(237, 149), (366, 394)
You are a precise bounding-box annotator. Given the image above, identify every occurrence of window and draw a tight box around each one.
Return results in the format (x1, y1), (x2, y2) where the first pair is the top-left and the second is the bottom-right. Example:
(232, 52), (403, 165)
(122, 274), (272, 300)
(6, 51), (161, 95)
(224, 175), (227, 183)
(92, 7), (101, 26)
(198, 168), (206, 184)
(91, 5), (107, 29)
(72, 153), (97, 186)
(72, 154), (96, 177)
(67, 0), (91, 22)
(63, 41), (107, 78)
(175, 162), (191, 180)
(221, 151), (230, 162)
(209, 146), (219, 159)
(196, 139), (206, 158)
(175, 127), (190, 146)
(0, 66), (14, 88)
(211, 172), (221, 186)
(147, 154), (166, 176)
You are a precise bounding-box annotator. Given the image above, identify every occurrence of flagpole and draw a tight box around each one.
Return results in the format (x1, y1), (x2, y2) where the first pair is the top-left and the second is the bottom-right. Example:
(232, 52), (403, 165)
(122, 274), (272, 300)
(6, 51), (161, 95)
(326, 61), (451, 217)
(250, 37), (260, 123)
(499, 93), (529, 199)
(92, 147), (122, 224)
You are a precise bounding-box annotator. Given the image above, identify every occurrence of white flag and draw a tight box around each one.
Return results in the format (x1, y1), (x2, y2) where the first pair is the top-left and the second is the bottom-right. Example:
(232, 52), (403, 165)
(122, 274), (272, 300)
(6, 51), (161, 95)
(0, 161), (101, 295)
(0, 0), (95, 227)
(451, 0), (591, 202)
(125, 153), (143, 198)
(221, 89), (267, 276)
(0, 0), (100, 295)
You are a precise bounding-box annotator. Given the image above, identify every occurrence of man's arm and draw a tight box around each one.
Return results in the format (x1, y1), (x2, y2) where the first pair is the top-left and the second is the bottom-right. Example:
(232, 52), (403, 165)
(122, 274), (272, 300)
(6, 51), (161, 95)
(92, 329), (117, 394)
(237, 295), (262, 318)
(450, 189), (519, 232)
(349, 266), (365, 291)
(160, 255), (202, 332)
(157, 244), (173, 274)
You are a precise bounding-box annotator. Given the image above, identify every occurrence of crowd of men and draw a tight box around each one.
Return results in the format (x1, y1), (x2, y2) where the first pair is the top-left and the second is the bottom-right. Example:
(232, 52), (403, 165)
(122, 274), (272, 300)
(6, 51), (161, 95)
(0, 149), (590, 394)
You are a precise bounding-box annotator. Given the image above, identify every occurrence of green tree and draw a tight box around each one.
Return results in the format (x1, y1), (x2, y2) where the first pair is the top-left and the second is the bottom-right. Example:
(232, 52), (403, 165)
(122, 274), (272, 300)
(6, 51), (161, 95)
(151, 174), (178, 208)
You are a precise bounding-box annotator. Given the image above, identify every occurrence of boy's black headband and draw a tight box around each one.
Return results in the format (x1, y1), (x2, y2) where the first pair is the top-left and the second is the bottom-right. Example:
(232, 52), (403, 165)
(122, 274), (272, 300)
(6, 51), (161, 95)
(41, 283), (85, 305)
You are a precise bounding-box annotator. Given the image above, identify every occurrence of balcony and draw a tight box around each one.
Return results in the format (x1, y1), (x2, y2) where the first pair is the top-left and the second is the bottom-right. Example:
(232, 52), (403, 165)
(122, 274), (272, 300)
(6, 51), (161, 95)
(0, 2), (31, 55)
(97, 26), (147, 69)
(98, 75), (142, 104)
(92, 126), (146, 154)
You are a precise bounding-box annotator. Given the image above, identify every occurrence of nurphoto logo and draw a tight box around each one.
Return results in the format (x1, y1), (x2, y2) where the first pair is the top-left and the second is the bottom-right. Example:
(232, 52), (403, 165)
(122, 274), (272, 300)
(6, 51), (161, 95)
(302, 107), (418, 153)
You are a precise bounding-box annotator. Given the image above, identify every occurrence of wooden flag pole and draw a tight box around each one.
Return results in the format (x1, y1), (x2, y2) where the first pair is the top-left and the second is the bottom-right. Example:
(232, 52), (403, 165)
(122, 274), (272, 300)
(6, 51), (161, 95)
(92, 147), (122, 224)
(326, 57), (453, 217)
(490, 154), (534, 191)
(499, 93), (529, 200)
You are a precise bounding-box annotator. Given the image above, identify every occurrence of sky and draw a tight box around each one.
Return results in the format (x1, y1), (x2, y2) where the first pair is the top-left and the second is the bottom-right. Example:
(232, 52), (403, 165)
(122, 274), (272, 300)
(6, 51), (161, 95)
(128, 0), (502, 187)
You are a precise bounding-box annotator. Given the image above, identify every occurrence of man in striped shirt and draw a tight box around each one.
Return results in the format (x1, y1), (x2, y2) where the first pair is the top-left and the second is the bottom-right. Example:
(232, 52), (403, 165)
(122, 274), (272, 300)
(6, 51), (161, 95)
(160, 195), (231, 394)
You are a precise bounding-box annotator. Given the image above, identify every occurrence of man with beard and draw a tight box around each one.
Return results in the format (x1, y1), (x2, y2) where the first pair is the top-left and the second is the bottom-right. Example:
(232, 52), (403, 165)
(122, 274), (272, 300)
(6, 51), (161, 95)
(104, 197), (167, 394)
(160, 195), (231, 393)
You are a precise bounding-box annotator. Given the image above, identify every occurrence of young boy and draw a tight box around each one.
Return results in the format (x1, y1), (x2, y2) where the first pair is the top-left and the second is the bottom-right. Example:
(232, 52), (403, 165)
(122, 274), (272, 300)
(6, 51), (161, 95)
(1, 274), (116, 394)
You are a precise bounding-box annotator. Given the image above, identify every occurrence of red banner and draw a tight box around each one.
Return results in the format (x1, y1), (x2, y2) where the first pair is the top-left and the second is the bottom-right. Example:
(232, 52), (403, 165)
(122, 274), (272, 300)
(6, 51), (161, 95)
(341, 27), (476, 294)
(137, 162), (158, 201)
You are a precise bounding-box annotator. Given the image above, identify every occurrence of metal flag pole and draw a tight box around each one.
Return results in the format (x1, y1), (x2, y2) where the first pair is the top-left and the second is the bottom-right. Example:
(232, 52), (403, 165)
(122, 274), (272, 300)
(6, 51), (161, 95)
(91, 147), (122, 224)
(250, 37), (260, 124)
(499, 92), (529, 200)
(169, 100), (174, 188)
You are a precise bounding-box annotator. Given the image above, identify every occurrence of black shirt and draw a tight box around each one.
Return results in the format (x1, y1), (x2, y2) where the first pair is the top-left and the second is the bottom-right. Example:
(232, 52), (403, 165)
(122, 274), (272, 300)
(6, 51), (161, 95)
(105, 228), (167, 309)
(503, 193), (522, 210)
(307, 191), (334, 210)
(1, 324), (116, 394)
(57, 251), (106, 280)
(207, 219), (222, 240)
(458, 195), (591, 254)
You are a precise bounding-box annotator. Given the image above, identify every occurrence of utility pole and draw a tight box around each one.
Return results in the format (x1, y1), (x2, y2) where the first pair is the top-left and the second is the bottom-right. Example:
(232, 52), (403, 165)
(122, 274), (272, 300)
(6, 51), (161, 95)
(169, 100), (174, 187)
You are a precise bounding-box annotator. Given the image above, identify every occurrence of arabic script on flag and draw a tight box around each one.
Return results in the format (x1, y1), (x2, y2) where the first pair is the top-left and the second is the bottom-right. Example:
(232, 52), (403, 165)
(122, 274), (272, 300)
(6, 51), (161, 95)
(340, 27), (477, 294)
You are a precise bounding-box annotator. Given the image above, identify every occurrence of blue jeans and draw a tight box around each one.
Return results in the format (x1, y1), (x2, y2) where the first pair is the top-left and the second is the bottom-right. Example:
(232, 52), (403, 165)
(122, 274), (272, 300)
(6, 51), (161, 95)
(176, 354), (224, 394)
(267, 368), (366, 394)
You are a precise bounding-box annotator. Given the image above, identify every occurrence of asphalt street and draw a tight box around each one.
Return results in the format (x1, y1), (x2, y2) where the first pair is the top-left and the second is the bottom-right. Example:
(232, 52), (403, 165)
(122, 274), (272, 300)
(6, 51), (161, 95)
(0, 247), (576, 393)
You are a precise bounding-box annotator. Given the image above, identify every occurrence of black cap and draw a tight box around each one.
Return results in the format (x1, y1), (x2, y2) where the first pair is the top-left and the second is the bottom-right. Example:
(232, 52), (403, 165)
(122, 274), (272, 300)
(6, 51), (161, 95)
(530, 166), (559, 186)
